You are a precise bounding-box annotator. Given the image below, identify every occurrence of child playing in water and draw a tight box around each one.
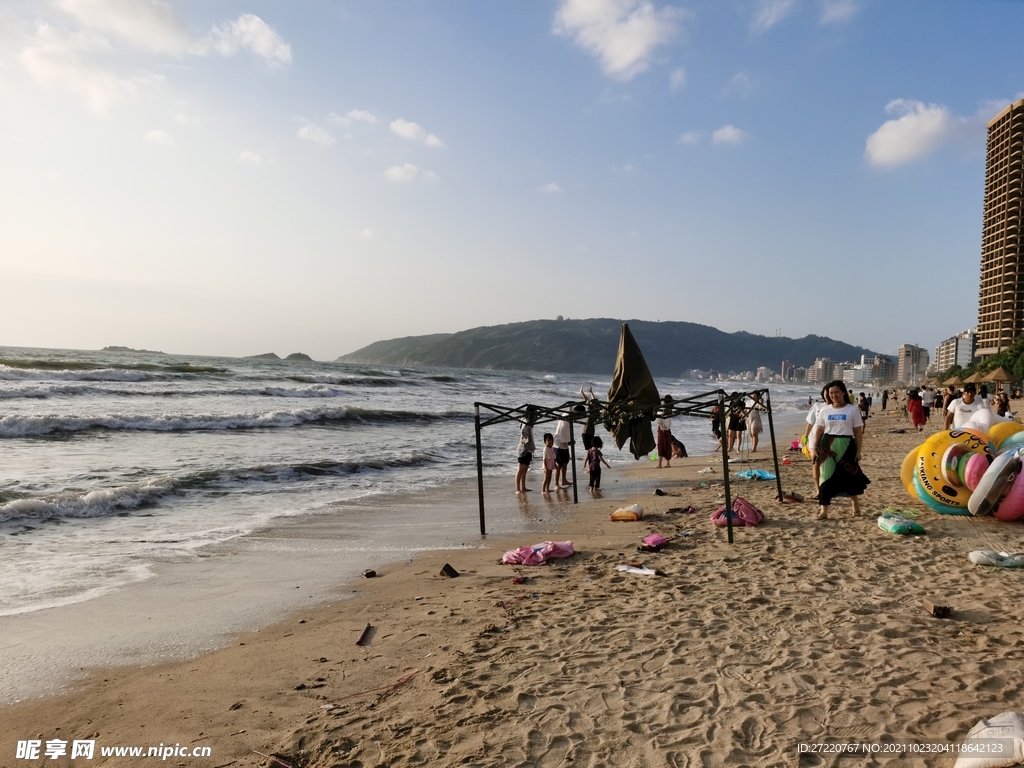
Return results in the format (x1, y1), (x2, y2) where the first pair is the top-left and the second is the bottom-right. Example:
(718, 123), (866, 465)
(586, 436), (611, 491)
(541, 433), (556, 493)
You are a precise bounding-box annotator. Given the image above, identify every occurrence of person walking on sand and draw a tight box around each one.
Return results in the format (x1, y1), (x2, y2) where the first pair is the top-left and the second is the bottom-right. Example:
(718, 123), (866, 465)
(809, 380), (869, 520)
(804, 384), (831, 499)
(907, 389), (925, 431)
(586, 436), (611, 491)
(747, 393), (764, 452)
(553, 410), (574, 489)
(945, 383), (985, 429)
(858, 392), (870, 429)
(541, 433), (556, 494)
(655, 395), (674, 468)
(727, 398), (746, 453)
(515, 408), (536, 493)
(881, 389), (889, 412)
(921, 386), (934, 421)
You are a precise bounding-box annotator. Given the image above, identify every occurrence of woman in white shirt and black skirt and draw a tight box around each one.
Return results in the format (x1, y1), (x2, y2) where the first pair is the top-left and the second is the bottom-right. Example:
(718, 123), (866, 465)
(809, 380), (870, 520)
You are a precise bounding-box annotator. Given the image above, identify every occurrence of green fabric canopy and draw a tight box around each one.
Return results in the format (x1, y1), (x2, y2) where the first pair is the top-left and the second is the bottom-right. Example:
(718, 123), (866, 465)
(604, 323), (661, 459)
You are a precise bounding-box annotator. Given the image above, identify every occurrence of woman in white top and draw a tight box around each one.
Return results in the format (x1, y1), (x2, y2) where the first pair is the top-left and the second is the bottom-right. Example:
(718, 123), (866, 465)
(809, 380), (870, 520)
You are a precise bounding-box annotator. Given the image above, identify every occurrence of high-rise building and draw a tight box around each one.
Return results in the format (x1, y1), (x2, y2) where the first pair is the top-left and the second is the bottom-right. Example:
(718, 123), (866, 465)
(780, 360), (793, 380)
(897, 344), (929, 385)
(935, 329), (977, 372)
(977, 99), (1024, 358)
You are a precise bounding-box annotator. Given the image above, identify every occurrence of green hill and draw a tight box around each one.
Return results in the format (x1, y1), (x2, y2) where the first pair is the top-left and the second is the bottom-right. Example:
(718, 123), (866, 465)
(337, 319), (878, 376)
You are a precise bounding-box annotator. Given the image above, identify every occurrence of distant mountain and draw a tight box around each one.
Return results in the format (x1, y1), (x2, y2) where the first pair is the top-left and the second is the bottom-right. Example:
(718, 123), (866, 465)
(246, 352), (281, 360)
(336, 318), (879, 376)
(285, 353), (313, 361)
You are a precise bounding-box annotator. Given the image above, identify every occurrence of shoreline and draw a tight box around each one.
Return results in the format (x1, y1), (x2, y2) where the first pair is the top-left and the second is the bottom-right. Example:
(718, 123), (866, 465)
(10, 408), (1024, 766)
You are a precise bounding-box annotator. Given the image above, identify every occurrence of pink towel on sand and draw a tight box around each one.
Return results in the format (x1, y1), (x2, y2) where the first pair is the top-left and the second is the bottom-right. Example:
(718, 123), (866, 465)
(502, 541), (575, 566)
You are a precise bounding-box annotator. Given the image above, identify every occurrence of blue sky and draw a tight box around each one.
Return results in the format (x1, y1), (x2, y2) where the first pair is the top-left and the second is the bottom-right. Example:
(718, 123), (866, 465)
(1, 0), (1022, 361)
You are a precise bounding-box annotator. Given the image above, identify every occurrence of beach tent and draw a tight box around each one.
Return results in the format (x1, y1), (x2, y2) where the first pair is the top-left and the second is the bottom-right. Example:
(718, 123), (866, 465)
(942, 375), (963, 387)
(603, 323), (660, 459)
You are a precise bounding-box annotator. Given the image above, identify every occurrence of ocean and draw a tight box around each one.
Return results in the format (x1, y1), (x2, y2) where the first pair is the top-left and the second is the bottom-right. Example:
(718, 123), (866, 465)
(0, 346), (815, 620)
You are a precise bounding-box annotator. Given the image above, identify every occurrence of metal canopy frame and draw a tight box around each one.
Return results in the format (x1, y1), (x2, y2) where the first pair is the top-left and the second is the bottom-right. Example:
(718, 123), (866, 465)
(473, 387), (784, 543)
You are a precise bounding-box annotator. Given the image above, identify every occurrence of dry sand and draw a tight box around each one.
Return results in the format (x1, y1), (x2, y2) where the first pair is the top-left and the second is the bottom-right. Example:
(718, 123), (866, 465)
(5, 407), (1024, 767)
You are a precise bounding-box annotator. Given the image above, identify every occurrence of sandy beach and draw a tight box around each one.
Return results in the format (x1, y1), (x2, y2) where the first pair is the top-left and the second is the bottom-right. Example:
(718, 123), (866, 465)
(5, 406), (1024, 767)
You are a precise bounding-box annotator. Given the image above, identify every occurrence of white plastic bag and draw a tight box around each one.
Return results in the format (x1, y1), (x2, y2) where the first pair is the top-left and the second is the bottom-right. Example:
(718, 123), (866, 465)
(953, 711), (1024, 768)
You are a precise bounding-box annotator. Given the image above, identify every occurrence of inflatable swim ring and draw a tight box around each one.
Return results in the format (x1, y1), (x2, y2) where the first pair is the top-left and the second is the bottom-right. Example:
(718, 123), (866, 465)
(997, 430), (1024, 453)
(994, 447), (1024, 521)
(963, 452), (991, 491)
(989, 421), (1024, 450)
(912, 473), (970, 515)
(914, 430), (994, 509)
(968, 451), (1022, 516)
(941, 444), (970, 487)
(900, 447), (919, 494)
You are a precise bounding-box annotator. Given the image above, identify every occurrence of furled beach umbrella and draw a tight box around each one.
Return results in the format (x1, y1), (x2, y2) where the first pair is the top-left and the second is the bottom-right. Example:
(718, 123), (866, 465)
(604, 323), (660, 459)
(983, 366), (1015, 391)
(942, 375), (963, 386)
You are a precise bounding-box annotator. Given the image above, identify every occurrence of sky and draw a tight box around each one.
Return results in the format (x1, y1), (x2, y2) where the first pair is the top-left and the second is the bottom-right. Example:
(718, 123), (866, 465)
(1, 0), (1023, 361)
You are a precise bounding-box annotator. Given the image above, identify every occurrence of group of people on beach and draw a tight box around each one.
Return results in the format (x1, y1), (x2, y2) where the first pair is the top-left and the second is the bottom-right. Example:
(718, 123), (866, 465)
(515, 386), (686, 494)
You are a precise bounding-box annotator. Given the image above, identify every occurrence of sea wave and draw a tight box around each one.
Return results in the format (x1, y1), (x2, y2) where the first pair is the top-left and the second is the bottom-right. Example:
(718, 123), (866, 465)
(0, 358), (228, 375)
(0, 406), (470, 437)
(0, 454), (441, 523)
(0, 383), (351, 400)
(286, 374), (414, 387)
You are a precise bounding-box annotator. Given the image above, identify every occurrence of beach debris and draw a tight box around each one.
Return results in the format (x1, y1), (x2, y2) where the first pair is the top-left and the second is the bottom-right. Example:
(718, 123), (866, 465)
(923, 599), (952, 618)
(502, 540), (574, 565)
(294, 684), (307, 690)
(654, 488), (666, 496)
(877, 513), (925, 535)
(512, 576), (528, 584)
(638, 533), (669, 552)
(666, 505), (698, 514)
(356, 623), (372, 646)
(610, 504), (643, 522)
(776, 490), (803, 503)
(734, 469), (776, 481)
(952, 711), (1024, 768)
(439, 563), (460, 578)
(969, 550), (1024, 568)
(614, 565), (660, 576)
(252, 750), (295, 768)
(362, 569), (376, 578)
(711, 497), (764, 527)
(698, 467), (714, 474)
(373, 668), (423, 705)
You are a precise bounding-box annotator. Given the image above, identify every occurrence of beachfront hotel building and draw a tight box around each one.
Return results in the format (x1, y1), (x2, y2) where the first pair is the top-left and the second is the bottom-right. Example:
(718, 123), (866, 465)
(976, 98), (1024, 358)
(935, 328), (977, 371)
(897, 344), (929, 386)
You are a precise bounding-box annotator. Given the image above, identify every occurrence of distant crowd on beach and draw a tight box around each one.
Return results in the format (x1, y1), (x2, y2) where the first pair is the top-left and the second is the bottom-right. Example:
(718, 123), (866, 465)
(515, 385), (764, 495)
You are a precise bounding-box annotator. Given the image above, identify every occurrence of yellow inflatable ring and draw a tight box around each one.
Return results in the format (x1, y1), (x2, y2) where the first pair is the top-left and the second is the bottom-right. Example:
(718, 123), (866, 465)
(914, 429), (994, 509)
(989, 421), (1024, 450)
(900, 446), (919, 495)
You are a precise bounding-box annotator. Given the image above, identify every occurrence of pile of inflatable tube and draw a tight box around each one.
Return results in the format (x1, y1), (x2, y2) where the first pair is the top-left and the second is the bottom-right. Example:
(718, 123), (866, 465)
(903, 411), (1024, 520)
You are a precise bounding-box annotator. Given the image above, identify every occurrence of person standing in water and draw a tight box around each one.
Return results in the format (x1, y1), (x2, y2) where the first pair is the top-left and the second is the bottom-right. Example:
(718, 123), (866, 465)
(515, 408), (536, 493)
(655, 395), (674, 468)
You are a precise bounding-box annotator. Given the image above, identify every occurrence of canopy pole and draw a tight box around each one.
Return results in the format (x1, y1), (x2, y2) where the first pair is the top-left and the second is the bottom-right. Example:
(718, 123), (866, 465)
(765, 391), (784, 504)
(474, 404), (486, 535)
(719, 393), (733, 544)
(568, 418), (579, 504)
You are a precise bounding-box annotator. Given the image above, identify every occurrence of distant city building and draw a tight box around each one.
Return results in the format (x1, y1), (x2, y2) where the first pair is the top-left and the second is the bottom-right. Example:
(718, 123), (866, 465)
(792, 367), (807, 382)
(780, 360), (793, 380)
(756, 366), (771, 382)
(807, 358), (835, 384)
(977, 99), (1024, 358)
(870, 355), (896, 383)
(897, 344), (929, 386)
(935, 329), (977, 371)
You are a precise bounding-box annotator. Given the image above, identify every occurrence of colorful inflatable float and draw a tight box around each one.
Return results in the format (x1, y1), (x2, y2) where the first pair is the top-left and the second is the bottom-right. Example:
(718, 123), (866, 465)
(904, 419), (1024, 520)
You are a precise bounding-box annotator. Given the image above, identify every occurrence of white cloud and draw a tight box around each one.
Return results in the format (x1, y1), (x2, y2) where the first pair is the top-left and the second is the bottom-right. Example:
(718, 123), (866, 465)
(537, 182), (565, 194)
(723, 72), (753, 99)
(864, 100), (967, 167)
(678, 130), (701, 144)
(145, 128), (174, 145)
(712, 125), (746, 144)
(383, 163), (421, 183)
(18, 5), (291, 111)
(205, 14), (291, 66)
(614, 163), (635, 172)
(19, 23), (164, 113)
(390, 118), (445, 148)
(820, 0), (859, 24)
(348, 109), (377, 124)
(297, 123), (334, 145)
(57, 0), (189, 54)
(553, 0), (689, 81)
(238, 150), (262, 164)
(669, 67), (686, 91)
(750, 0), (796, 33)
(174, 112), (201, 126)
(359, 228), (374, 239)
